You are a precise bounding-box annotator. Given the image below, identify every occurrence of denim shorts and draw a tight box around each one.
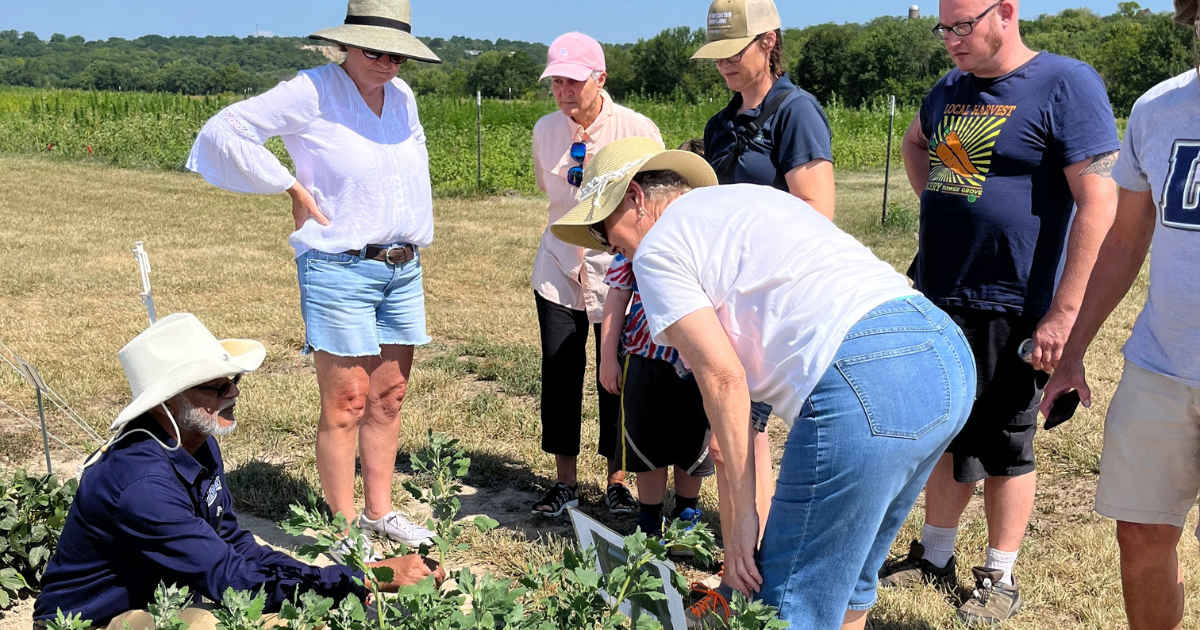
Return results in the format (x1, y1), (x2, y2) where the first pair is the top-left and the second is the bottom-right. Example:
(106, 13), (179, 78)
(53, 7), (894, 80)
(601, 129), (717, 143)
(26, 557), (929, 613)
(295, 246), (432, 357)
(757, 296), (976, 629)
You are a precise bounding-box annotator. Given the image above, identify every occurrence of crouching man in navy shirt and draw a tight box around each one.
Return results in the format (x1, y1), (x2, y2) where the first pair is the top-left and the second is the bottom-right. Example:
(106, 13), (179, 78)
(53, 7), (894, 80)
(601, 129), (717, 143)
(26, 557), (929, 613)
(34, 314), (444, 630)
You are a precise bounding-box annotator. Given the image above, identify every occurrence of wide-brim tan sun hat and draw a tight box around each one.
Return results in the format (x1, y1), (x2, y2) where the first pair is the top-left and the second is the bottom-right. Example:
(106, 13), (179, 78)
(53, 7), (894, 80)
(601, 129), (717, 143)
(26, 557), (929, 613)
(111, 313), (265, 432)
(692, 0), (782, 60)
(310, 0), (442, 64)
(550, 137), (719, 251)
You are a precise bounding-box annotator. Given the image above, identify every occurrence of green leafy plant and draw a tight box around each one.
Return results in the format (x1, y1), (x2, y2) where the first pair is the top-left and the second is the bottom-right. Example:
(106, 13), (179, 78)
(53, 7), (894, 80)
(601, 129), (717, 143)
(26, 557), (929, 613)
(45, 609), (91, 630)
(0, 470), (77, 609)
(146, 583), (193, 630)
(402, 431), (499, 566)
(279, 493), (394, 630)
(212, 587), (267, 630)
(278, 591), (334, 630)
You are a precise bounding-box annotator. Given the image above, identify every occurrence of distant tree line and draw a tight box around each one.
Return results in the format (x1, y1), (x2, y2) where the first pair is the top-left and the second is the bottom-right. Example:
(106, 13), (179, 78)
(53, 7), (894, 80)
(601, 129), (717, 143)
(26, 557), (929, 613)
(1, 2), (1193, 114)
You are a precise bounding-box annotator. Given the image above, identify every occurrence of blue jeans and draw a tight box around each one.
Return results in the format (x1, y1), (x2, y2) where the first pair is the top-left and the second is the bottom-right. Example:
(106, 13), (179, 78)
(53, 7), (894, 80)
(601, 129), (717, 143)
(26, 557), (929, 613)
(295, 246), (432, 357)
(757, 296), (975, 629)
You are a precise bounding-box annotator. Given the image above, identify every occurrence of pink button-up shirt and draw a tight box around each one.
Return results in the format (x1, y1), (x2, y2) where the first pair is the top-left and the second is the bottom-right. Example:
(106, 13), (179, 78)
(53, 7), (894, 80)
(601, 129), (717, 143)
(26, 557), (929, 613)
(532, 94), (664, 323)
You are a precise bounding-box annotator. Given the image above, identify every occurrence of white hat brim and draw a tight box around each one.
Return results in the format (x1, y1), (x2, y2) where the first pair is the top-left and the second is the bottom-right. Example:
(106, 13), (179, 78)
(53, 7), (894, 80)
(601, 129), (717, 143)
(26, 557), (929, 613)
(310, 25), (441, 64)
(109, 339), (265, 432)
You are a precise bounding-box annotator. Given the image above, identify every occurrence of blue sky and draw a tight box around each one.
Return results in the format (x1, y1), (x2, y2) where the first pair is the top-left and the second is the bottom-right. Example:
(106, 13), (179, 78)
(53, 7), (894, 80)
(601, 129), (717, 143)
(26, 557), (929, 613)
(7, 0), (1176, 44)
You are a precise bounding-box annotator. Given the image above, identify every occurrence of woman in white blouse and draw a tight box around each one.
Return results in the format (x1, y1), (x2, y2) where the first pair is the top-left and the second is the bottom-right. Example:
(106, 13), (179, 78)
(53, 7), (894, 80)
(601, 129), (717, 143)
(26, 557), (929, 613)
(187, 0), (440, 555)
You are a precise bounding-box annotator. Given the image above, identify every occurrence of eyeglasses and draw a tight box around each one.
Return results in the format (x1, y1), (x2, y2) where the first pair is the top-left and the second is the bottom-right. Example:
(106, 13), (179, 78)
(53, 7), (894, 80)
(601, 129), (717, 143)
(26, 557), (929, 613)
(712, 34), (764, 65)
(360, 49), (407, 65)
(932, 0), (1004, 39)
(588, 223), (610, 249)
(567, 142), (587, 187)
(193, 374), (242, 399)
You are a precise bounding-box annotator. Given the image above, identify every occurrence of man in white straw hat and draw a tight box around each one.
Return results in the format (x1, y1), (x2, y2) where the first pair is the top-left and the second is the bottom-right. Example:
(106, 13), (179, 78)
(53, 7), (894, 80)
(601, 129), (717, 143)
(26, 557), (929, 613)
(188, 0), (443, 561)
(34, 314), (444, 630)
(552, 137), (974, 630)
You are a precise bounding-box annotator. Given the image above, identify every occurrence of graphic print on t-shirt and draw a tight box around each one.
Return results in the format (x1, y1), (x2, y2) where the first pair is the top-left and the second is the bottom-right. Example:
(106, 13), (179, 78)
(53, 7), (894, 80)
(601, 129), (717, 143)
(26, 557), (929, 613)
(926, 104), (1016, 202)
(1161, 140), (1200, 230)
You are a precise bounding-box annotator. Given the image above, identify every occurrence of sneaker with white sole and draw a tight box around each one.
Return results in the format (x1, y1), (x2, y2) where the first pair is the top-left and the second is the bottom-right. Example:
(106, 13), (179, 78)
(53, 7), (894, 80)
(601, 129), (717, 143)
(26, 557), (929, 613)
(327, 534), (381, 565)
(359, 512), (435, 548)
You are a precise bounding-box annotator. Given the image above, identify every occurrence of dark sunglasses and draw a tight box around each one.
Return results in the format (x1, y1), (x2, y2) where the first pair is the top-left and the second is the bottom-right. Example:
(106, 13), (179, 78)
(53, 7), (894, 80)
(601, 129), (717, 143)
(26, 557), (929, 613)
(360, 49), (407, 65)
(567, 142), (587, 187)
(588, 222), (609, 249)
(932, 0), (1003, 39)
(193, 374), (242, 398)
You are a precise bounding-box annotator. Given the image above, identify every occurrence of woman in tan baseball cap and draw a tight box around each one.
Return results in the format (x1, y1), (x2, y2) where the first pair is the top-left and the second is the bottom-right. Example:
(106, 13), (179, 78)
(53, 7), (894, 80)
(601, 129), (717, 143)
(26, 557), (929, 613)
(692, 0), (836, 220)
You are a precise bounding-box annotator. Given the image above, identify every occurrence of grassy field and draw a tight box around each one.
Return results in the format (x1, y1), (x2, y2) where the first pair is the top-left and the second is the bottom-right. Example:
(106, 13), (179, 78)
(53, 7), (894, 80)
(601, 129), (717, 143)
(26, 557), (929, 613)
(0, 155), (1192, 629)
(0, 87), (916, 196)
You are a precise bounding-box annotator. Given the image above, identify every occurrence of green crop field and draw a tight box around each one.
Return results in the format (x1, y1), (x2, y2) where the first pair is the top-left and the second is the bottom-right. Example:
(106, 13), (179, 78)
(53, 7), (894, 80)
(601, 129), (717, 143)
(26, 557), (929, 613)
(0, 87), (916, 196)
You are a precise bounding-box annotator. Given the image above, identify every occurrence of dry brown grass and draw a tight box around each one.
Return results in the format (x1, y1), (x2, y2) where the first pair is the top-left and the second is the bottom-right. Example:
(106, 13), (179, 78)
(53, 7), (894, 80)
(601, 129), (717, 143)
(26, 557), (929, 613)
(0, 155), (1191, 629)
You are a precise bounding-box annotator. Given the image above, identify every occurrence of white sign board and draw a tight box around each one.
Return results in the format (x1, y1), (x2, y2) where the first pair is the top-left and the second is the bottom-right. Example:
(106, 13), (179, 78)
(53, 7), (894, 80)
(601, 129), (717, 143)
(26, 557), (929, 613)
(568, 507), (687, 630)
(15, 357), (48, 393)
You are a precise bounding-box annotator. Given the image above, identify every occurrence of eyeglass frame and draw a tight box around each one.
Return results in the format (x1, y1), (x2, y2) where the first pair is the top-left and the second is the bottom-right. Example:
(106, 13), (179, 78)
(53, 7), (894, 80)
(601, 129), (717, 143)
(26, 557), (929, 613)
(711, 33), (766, 65)
(192, 374), (243, 399)
(931, 0), (1005, 40)
(359, 48), (408, 65)
(588, 223), (610, 249)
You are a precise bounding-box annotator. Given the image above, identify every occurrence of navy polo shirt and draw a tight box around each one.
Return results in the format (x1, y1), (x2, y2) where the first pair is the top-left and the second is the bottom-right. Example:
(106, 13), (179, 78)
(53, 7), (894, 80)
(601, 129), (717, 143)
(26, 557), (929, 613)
(704, 73), (834, 191)
(34, 416), (365, 625)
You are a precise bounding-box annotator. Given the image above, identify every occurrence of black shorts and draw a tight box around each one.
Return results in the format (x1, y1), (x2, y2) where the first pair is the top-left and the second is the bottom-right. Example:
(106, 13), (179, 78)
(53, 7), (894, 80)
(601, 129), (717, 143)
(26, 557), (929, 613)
(944, 306), (1049, 483)
(618, 354), (715, 477)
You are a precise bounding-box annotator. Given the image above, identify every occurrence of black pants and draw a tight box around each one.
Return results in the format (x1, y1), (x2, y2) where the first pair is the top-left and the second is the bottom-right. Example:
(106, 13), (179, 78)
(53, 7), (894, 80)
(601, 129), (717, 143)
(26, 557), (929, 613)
(535, 291), (620, 459)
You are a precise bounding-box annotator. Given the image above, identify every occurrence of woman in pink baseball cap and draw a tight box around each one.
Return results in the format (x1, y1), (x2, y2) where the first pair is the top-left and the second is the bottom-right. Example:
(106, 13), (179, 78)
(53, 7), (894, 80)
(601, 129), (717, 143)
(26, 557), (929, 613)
(529, 32), (665, 520)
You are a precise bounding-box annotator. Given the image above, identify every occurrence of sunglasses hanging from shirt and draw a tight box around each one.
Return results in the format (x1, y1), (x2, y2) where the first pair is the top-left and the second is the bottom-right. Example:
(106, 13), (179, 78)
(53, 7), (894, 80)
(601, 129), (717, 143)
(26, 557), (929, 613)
(568, 142), (587, 187)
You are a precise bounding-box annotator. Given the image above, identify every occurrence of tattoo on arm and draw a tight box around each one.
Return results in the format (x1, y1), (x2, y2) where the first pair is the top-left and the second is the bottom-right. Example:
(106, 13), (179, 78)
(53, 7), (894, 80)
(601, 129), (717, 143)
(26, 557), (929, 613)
(1079, 151), (1118, 178)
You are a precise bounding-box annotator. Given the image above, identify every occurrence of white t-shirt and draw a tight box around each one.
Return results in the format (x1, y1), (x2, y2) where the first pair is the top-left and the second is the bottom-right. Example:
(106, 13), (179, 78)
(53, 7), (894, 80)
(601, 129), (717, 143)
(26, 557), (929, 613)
(633, 184), (918, 424)
(1111, 69), (1200, 386)
(187, 63), (434, 258)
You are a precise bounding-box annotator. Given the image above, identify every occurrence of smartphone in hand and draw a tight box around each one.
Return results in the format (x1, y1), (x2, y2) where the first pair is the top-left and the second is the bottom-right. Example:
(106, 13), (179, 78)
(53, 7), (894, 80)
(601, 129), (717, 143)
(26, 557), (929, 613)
(1044, 389), (1081, 430)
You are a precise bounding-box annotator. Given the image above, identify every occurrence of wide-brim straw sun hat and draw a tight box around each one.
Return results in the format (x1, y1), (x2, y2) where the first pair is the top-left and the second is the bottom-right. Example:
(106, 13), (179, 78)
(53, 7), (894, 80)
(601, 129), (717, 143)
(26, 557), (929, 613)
(111, 313), (265, 432)
(310, 0), (442, 64)
(691, 0), (782, 60)
(550, 137), (719, 251)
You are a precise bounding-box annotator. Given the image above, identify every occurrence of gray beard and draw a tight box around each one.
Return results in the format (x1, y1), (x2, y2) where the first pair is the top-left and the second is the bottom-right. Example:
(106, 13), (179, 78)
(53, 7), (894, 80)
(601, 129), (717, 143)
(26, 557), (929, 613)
(176, 396), (237, 438)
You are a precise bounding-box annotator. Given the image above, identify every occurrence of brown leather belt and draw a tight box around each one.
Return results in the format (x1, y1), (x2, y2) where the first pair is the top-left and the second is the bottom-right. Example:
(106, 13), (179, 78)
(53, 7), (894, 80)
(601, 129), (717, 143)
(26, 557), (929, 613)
(343, 243), (417, 265)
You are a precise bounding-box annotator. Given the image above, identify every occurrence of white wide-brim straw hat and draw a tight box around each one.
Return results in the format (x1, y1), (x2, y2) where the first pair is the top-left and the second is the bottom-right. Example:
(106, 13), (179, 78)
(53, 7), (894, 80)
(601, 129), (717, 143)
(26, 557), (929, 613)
(310, 0), (442, 64)
(550, 137), (719, 251)
(111, 313), (265, 432)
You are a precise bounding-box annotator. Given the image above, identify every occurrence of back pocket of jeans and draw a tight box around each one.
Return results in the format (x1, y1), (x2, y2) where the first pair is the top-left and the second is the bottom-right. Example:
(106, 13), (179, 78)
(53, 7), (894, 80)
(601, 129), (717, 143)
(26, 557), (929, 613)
(835, 341), (951, 439)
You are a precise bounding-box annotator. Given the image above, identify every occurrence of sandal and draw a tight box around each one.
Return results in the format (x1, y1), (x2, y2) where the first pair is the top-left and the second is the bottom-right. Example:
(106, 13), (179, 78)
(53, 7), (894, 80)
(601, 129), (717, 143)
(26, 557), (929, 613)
(531, 482), (578, 517)
(606, 483), (636, 515)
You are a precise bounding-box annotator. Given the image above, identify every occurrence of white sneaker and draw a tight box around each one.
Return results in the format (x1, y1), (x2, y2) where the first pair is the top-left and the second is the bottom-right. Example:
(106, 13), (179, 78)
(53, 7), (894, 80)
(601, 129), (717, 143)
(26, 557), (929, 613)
(328, 534), (382, 565)
(359, 512), (435, 548)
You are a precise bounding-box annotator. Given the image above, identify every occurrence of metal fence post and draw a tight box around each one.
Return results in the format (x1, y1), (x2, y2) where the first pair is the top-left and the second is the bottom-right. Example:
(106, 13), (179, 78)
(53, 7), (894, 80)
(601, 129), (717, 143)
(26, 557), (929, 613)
(476, 91), (483, 193)
(16, 357), (52, 475)
(882, 94), (896, 225)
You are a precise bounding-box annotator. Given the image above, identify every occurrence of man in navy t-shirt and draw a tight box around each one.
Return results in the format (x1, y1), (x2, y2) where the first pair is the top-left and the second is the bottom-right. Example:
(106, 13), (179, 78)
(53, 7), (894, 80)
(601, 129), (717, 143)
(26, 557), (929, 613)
(881, 0), (1120, 624)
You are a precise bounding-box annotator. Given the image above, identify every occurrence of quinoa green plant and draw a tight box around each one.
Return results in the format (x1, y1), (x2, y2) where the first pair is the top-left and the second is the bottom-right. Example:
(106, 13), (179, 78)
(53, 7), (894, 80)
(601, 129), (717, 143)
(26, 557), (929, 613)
(146, 583), (194, 630)
(279, 493), (395, 630)
(401, 430), (500, 566)
(0, 470), (77, 608)
(212, 588), (268, 630)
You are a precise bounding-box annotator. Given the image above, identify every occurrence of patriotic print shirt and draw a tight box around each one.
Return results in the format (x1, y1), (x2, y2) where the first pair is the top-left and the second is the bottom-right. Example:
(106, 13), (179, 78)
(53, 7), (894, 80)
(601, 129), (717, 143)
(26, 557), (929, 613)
(605, 254), (686, 372)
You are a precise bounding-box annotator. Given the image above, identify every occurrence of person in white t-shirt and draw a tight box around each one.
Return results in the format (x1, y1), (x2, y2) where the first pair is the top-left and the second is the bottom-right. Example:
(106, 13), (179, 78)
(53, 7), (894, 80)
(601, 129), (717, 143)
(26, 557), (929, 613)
(185, 0), (439, 557)
(550, 137), (976, 630)
(1042, 5), (1200, 625)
